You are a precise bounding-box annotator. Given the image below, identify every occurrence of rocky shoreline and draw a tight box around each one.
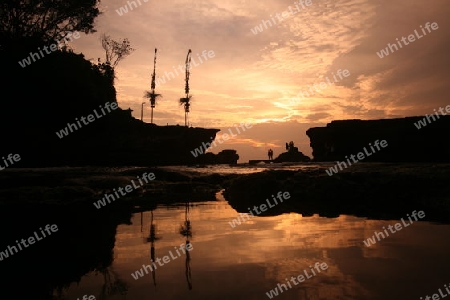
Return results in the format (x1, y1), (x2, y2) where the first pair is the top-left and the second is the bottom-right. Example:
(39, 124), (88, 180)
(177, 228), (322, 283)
(1, 163), (449, 298)
(224, 163), (450, 223)
(1, 164), (449, 223)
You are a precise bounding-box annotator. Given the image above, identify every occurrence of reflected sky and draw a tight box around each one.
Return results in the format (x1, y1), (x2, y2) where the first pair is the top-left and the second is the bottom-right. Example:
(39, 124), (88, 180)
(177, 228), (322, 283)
(58, 193), (450, 300)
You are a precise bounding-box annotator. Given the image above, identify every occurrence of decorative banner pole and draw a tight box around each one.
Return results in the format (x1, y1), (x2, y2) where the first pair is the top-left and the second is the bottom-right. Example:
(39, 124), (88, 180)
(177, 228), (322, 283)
(180, 49), (192, 127)
(144, 48), (161, 124)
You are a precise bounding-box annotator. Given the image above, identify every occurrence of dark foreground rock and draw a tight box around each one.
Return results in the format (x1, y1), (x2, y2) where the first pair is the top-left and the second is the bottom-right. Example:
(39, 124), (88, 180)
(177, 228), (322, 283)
(0, 166), (237, 209)
(223, 163), (450, 223)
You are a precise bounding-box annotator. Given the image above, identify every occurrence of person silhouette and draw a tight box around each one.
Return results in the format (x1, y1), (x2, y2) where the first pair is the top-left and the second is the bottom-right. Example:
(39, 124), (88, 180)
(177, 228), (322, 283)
(268, 149), (273, 160)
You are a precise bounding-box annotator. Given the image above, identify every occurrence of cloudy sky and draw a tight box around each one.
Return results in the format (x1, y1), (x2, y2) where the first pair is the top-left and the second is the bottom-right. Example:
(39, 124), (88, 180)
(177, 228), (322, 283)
(71, 0), (450, 162)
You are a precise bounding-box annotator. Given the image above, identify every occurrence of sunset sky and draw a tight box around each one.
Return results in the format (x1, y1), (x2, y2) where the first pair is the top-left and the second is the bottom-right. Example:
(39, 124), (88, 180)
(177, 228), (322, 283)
(71, 0), (450, 162)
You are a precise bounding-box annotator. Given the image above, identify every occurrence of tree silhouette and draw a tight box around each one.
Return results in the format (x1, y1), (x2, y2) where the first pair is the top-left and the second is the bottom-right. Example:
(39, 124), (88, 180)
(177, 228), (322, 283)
(179, 49), (192, 127)
(0, 0), (100, 49)
(100, 33), (135, 68)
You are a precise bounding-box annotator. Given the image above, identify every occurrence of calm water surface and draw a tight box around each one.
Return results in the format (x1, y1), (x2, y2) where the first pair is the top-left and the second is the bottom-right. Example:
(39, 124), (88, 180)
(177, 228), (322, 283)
(58, 191), (450, 300)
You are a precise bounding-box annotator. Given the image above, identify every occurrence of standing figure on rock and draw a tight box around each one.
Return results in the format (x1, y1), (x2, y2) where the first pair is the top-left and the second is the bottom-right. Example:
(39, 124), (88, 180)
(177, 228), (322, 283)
(268, 149), (273, 160)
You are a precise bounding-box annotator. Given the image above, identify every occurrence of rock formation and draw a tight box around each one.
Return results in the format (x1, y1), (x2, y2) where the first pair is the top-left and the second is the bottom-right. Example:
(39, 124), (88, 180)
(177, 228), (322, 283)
(306, 116), (450, 162)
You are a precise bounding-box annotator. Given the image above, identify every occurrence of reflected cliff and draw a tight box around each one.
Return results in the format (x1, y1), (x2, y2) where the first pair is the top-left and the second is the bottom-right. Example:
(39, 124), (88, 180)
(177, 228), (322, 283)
(0, 205), (132, 299)
(1, 187), (449, 300)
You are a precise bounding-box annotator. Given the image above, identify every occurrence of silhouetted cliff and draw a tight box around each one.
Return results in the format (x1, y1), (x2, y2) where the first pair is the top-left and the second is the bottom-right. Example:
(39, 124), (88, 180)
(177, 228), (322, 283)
(0, 49), (221, 167)
(306, 117), (450, 162)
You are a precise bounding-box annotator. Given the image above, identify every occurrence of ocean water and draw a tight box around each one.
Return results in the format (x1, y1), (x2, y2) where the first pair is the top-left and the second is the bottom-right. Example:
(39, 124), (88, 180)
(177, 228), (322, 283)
(1, 164), (448, 299)
(56, 191), (450, 300)
(160, 162), (331, 175)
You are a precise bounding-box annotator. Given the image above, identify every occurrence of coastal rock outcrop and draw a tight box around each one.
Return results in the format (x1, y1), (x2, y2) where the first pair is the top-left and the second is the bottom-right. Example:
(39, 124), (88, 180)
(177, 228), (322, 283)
(306, 117), (450, 162)
(1, 50), (221, 167)
(223, 164), (450, 222)
(273, 148), (310, 163)
(196, 149), (239, 165)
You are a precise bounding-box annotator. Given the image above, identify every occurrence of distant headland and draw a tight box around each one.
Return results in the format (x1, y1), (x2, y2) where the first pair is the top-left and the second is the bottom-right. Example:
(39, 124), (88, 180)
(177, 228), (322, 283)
(307, 116), (450, 162)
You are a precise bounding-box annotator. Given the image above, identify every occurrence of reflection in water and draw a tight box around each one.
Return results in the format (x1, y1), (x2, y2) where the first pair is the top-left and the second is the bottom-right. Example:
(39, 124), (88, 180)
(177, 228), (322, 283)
(0, 206), (132, 299)
(46, 197), (450, 300)
(160, 163), (329, 175)
(98, 268), (128, 299)
(179, 201), (193, 290)
(144, 210), (160, 287)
